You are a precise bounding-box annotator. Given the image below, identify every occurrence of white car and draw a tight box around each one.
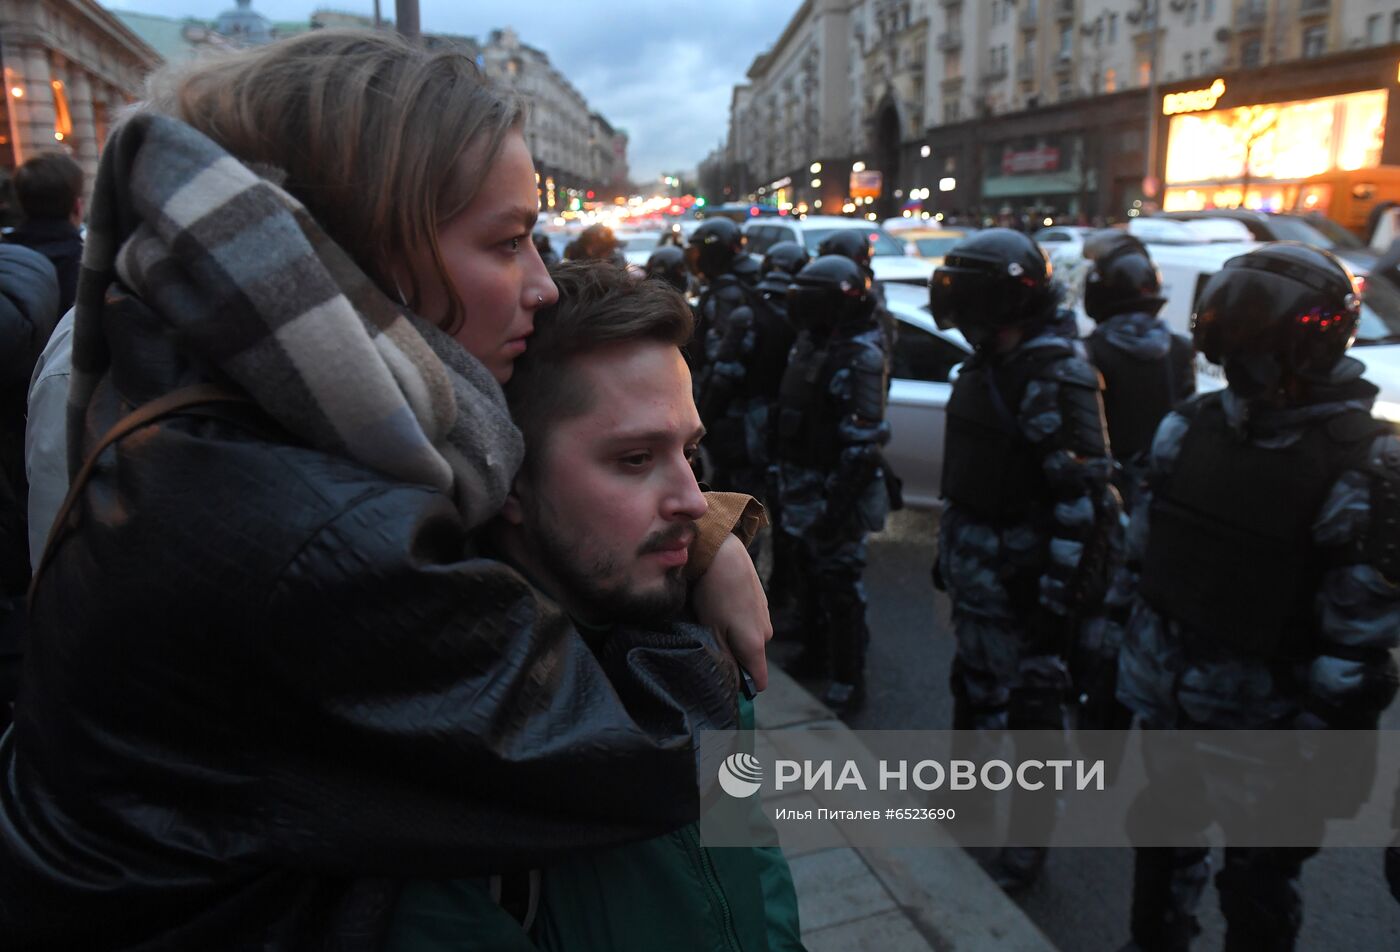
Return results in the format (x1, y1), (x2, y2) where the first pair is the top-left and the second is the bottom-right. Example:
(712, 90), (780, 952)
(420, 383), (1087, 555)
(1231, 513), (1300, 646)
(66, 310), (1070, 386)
(1056, 234), (1400, 414)
(881, 282), (971, 508)
(742, 215), (935, 287)
(615, 229), (666, 268)
(1033, 225), (1097, 272)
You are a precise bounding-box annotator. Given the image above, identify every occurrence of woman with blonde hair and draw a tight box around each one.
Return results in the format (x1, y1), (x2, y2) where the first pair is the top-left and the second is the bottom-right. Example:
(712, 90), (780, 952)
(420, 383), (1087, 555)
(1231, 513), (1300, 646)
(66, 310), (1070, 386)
(0, 30), (768, 950)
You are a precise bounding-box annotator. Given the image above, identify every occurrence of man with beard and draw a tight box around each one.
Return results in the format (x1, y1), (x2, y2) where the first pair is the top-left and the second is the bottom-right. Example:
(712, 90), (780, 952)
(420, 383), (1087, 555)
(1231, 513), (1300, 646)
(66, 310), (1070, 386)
(385, 260), (805, 952)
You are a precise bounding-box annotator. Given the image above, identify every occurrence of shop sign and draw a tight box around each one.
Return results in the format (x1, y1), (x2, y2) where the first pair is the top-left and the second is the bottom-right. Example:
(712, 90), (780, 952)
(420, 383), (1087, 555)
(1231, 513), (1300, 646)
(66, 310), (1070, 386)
(1001, 146), (1060, 175)
(1163, 78), (1226, 116)
(850, 169), (883, 198)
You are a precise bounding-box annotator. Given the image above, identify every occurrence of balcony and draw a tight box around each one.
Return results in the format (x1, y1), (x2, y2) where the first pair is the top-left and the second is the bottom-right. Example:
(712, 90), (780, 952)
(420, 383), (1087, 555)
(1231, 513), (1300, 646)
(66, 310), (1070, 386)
(1054, 0), (1074, 21)
(1298, 0), (1329, 16)
(937, 31), (963, 52)
(1016, 56), (1037, 82)
(1019, 5), (1039, 30)
(938, 0), (960, 7)
(1052, 51), (1073, 73)
(982, 60), (1010, 81)
(941, 75), (965, 92)
(1233, 3), (1265, 30)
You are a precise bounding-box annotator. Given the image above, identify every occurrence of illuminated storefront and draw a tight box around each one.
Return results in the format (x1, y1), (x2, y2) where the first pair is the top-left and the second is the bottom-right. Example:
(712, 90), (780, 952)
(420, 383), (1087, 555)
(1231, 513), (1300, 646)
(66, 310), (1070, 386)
(1160, 58), (1397, 214)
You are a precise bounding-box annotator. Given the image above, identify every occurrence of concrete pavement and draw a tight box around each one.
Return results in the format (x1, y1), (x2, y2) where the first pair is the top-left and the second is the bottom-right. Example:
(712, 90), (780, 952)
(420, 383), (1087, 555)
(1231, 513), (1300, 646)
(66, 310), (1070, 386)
(755, 665), (1060, 952)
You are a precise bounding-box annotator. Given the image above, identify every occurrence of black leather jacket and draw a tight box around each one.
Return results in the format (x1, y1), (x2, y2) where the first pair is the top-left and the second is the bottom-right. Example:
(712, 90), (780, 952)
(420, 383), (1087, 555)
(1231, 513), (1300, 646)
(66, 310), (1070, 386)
(0, 291), (738, 951)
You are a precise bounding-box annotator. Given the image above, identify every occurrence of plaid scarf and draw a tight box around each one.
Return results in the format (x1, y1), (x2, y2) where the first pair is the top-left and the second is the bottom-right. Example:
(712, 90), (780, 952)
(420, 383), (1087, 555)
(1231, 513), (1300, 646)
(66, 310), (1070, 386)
(70, 113), (523, 529)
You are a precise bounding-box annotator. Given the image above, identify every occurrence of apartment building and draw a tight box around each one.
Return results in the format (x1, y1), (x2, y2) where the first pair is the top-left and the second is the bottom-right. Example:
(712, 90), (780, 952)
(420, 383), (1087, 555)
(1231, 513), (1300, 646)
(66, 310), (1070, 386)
(722, 0), (1400, 222)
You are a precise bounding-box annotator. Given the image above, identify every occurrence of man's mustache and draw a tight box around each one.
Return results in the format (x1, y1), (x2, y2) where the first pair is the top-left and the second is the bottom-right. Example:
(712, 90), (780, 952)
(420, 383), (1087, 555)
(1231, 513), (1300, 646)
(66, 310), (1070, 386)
(637, 522), (698, 556)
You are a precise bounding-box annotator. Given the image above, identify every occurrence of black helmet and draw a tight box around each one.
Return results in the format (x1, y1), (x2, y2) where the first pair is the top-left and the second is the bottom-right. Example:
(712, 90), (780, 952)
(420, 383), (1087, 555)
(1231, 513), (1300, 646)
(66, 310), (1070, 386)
(929, 227), (1056, 349)
(762, 241), (811, 280)
(686, 218), (745, 279)
(816, 229), (874, 268)
(1083, 231), (1165, 321)
(1192, 241), (1360, 383)
(645, 245), (689, 293)
(787, 255), (873, 331)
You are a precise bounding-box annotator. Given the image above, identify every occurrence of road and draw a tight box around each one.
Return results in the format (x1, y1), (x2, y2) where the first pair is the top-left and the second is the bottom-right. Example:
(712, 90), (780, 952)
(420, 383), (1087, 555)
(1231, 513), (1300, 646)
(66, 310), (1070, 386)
(770, 508), (1400, 952)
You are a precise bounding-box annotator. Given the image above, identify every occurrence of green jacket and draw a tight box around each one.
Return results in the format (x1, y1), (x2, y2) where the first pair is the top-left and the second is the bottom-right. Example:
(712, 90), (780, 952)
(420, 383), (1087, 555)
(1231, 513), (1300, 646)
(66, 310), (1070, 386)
(384, 696), (805, 952)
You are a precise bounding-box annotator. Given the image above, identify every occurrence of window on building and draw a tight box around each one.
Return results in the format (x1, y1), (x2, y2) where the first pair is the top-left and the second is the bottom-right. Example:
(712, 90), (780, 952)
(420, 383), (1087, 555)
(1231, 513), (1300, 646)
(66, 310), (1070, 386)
(947, 6), (961, 32)
(1302, 25), (1326, 59)
(945, 50), (962, 78)
(1201, 48), (1210, 70)
(1104, 67), (1117, 93)
(945, 98), (961, 122)
(1183, 52), (1194, 75)
(1057, 78), (1073, 101)
(1185, 0), (1195, 25)
(1204, 0), (1215, 21)
(1108, 12), (1118, 42)
(1138, 60), (1151, 86)
(1393, 11), (1400, 43)
(1367, 14), (1382, 46)
(1059, 25), (1072, 57)
(1242, 38), (1262, 68)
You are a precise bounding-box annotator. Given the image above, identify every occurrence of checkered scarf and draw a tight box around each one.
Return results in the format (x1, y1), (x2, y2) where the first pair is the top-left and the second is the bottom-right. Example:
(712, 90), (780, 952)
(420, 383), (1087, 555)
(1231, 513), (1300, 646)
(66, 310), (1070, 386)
(69, 113), (523, 529)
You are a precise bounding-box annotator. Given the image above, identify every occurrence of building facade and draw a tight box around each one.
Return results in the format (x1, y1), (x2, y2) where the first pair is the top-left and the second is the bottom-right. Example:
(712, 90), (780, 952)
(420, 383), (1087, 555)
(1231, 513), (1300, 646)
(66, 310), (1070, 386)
(722, 0), (1400, 224)
(0, 0), (160, 183)
(479, 27), (629, 208)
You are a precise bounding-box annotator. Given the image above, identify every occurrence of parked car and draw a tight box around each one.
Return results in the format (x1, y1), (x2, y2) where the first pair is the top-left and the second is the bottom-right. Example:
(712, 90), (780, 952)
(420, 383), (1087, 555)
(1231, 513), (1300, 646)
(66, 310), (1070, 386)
(615, 229), (667, 267)
(742, 215), (935, 286)
(1056, 233), (1400, 413)
(897, 227), (974, 265)
(1033, 225), (1097, 271)
(881, 282), (972, 508)
(1154, 208), (1378, 273)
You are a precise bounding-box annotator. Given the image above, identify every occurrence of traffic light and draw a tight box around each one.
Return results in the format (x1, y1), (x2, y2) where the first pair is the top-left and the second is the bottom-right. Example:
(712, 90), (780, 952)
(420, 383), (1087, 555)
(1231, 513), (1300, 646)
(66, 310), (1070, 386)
(695, 196), (706, 207)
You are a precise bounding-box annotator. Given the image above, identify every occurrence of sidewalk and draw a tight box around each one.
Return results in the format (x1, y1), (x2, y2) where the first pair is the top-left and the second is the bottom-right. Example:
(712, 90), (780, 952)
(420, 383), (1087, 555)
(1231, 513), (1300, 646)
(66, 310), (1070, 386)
(756, 666), (1060, 952)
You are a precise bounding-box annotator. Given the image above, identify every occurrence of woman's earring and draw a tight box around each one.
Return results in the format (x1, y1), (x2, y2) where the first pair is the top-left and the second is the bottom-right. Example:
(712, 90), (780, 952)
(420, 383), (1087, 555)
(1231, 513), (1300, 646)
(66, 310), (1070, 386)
(392, 275), (409, 307)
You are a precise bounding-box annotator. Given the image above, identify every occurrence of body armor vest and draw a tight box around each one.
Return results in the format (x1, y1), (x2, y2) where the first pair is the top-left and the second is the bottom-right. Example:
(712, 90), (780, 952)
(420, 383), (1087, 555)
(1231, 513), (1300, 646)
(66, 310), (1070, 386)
(940, 352), (1055, 524)
(1140, 394), (1386, 659)
(1088, 332), (1193, 461)
(775, 330), (839, 469)
(743, 295), (796, 403)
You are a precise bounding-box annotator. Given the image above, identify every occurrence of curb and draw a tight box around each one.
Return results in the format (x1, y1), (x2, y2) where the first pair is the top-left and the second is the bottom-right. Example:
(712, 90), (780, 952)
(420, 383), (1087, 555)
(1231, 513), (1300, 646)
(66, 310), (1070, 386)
(757, 665), (1060, 952)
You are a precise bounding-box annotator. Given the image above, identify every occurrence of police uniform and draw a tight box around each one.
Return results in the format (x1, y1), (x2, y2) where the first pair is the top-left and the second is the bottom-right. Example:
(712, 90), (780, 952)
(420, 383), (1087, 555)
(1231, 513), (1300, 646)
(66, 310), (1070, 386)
(930, 228), (1121, 890)
(1116, 243), (1400, 952)
(772, 255), (890, 715)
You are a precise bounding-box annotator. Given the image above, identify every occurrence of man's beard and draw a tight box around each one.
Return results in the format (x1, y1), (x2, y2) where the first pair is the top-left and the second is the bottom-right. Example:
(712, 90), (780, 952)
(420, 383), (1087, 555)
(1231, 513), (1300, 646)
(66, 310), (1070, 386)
(526, 512), (694, 629)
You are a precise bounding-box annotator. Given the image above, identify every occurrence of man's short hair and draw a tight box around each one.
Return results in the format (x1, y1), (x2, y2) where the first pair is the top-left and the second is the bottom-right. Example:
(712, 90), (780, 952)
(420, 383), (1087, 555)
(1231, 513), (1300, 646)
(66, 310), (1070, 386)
(505, 260), (694, 470)
(13, 152), (83, 221)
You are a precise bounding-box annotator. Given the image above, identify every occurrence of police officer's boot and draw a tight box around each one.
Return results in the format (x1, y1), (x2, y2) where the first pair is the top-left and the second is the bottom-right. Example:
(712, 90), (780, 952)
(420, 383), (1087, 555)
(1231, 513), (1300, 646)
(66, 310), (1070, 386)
(1216, 848), (1308, 952)
(822, 602), (869, 717)
(990, 846), (1046, 893)
(1126, 847), (1208, 952)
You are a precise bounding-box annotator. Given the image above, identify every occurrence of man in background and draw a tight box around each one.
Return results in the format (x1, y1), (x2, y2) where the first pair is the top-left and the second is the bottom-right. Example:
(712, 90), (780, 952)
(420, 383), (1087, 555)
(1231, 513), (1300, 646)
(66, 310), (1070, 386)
(5, 152), (83, 316)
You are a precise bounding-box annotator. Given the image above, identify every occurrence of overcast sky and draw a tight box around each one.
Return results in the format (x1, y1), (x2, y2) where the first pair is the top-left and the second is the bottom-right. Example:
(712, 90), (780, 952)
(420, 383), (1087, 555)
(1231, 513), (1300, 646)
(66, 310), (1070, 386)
(99, 0), (803, 182)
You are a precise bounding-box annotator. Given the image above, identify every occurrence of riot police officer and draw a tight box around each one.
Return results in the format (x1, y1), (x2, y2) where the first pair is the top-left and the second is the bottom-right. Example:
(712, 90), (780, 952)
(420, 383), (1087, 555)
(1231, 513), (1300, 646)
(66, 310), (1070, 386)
(688, 217), (762, 493)
(644, 245), (690, 294)
(930, 228), (1120, 890)
(772, 255), (891, 714)
(1116, 243), (1400, 952)
(817, 229), (897, 358)
(755, 241), (810, 306)
(1083, 231), (1195, 503)
(753, 241), (810, 635)
(1077, 232), (1196, 737)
